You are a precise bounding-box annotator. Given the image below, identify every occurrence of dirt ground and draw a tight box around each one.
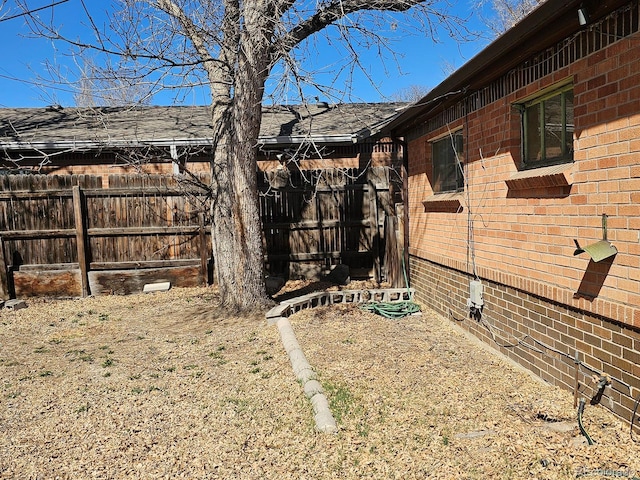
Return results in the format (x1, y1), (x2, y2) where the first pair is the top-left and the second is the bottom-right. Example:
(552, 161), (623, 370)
(1, 283), (639, 479)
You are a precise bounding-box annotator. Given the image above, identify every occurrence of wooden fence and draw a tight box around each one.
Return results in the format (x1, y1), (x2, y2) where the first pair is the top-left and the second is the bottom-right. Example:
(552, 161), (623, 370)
(258, 167), (398, 281)
(0, 174), (210, 298)
(0, 168), (401, 299)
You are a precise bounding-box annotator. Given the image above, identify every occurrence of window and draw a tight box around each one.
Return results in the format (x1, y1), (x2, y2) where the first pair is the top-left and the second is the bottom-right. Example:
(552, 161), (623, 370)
(521, 84), (574, 168)
(431, 131), (463, 193)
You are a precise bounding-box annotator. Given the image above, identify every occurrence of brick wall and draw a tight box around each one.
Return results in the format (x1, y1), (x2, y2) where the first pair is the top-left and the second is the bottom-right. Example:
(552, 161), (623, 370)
(407, 30), (640, 327)
(410, 255), (640, 426)
(405, 5), (640, 425)
(30, 145), (399, 185)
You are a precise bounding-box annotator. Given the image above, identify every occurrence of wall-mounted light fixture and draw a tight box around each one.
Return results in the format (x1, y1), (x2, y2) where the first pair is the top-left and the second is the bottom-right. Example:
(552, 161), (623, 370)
(578, 5), (590, 26)
(573, 214), (617, 262)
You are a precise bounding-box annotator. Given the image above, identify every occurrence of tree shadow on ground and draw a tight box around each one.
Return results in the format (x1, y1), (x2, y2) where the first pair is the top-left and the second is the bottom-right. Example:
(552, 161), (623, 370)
(270, 280), (335, 303)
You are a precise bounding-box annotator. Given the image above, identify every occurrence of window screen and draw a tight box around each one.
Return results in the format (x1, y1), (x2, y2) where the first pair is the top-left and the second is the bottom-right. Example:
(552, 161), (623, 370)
(523, 85), (574, 167)
(432, 132), (464, 193)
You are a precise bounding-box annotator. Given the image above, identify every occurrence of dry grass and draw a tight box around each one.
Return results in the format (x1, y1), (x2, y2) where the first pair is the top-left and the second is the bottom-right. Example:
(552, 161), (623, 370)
(1, 285), (638, 479)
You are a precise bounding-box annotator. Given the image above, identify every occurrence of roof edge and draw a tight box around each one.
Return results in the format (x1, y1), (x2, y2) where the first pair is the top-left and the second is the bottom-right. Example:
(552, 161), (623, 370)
(387, 0), (629, 132)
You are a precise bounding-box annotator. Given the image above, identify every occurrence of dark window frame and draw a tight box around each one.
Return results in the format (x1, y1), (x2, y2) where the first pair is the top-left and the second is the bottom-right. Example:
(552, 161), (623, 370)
(431, 130), (464, 194)
(519, 83), (574, 169)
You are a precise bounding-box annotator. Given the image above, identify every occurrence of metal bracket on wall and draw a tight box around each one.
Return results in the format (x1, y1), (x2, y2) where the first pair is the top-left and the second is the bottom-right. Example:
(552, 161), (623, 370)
(573, 213), (618, 262)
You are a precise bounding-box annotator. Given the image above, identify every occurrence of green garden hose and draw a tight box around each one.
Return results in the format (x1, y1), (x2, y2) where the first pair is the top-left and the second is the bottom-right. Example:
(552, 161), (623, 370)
(578, 398), (595, 445)
(359, 250), (421, 319)
(360, 300), (421, 319)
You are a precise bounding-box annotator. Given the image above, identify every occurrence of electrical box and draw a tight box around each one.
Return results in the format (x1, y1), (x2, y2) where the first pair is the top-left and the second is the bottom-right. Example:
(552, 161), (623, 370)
(469, 280), (484, 309)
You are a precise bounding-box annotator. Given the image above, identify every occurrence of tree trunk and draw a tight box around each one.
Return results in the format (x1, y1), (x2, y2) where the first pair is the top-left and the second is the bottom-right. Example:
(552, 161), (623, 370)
(208, 7), (272, 310)
(208, 106), (268, 310)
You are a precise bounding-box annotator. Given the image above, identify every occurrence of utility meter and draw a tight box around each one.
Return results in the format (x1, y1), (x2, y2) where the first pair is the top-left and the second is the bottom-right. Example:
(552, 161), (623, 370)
(467, 280), (484, 320)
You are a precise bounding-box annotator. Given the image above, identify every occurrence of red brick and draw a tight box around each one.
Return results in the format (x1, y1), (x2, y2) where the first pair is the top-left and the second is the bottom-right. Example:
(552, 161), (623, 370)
(404, 28), (640, 419)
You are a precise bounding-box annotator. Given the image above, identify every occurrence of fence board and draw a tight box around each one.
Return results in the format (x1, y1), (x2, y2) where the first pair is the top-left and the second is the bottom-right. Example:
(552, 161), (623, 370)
(0, 237), (8, 300)
(73, 186), (89, 297)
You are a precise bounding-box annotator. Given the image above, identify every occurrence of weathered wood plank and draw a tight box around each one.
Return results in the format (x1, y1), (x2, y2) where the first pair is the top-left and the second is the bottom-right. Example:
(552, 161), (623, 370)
(86, 226), (200, 236)
(82, 187), (206, 197)
(88, 265), (202, 295)
(0, 229), (77, 239)
(89, 259), (201, 270)
(262, 219), (369, 230)
(73, 186), (90, 297)
(0, 190), (74, 199)
(0, 237), (9, 300)
(265, 251), (372, 261)
(17, 263), (79, 271)
(13, 268), (82, 298)
(0, 226), (203, 239)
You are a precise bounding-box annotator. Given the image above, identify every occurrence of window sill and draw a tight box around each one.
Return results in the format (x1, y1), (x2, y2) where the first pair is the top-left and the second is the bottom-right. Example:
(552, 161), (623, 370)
(422, 192), (464, 213)
(505, 163), (573, 190)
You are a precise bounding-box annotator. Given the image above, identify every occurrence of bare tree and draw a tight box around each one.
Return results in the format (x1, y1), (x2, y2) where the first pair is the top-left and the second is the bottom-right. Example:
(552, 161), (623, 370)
(388, 84), (431, 103)
(75, 58), (152, 107)
(477, 0), (545, 35)
(21, 0), (467, 310)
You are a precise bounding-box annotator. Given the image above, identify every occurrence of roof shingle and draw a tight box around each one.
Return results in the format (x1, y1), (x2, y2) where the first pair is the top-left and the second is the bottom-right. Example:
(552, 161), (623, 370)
(0, 103), (406, 149)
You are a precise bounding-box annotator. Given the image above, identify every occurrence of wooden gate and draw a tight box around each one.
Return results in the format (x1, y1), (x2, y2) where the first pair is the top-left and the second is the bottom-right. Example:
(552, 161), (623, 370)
(259, 167), (394, 281)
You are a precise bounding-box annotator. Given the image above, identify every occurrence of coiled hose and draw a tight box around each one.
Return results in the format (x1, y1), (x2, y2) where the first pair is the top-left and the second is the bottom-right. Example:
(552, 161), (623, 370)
(359, 249), (421, 319)
(360, 300), (421, 319)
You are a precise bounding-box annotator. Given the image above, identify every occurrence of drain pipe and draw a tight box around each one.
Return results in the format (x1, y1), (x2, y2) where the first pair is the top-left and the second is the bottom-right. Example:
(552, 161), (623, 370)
(573, 350), (580, 408)
(275, 317), (338, 434)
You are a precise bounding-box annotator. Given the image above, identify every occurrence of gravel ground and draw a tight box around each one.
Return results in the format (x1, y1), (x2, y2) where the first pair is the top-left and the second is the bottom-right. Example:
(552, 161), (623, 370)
(1, 284), (638, 479)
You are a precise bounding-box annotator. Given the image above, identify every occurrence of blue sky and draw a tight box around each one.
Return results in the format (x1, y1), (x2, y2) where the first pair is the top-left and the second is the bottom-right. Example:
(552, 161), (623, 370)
(0, 1), (496, 107)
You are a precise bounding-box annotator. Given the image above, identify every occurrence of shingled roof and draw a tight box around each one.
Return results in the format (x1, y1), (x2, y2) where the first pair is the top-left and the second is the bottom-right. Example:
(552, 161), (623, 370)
(0, 103), (406, 151)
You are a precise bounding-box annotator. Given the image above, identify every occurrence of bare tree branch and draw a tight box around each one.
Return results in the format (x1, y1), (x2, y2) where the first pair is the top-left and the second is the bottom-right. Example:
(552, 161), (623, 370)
(16, 0), (472, 309)
(0, 0), (68, 23)
(475, 0), (544, 35)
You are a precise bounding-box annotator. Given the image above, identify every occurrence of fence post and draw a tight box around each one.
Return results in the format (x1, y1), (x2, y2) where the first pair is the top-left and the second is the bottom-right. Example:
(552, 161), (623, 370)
(384, 213), (399, 288)
(73, 186), (90, 297)
(198, 212), (208, 286)
(395, 204), (405, 288)
(368, 181), (381, 283)
(400, 160), (410, 288)
(0, 237), (8, 301)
